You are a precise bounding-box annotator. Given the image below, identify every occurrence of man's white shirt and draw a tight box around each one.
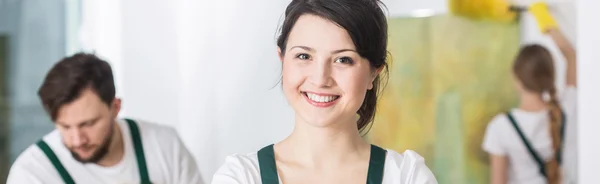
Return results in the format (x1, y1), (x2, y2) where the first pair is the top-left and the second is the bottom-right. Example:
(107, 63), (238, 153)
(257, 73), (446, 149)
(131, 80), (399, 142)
(7, 119), (203, 184)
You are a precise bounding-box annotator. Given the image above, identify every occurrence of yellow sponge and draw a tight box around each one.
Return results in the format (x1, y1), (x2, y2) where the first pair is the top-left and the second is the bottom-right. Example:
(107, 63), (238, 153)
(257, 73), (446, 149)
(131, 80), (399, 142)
(449, 0), (517, 22)
(529, 2), (558, 33)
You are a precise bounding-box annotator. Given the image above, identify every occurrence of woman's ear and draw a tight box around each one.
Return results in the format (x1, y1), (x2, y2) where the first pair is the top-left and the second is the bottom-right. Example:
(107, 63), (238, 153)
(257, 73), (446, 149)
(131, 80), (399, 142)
(368, 66), (384, 90)
(278, 48), (284, 63)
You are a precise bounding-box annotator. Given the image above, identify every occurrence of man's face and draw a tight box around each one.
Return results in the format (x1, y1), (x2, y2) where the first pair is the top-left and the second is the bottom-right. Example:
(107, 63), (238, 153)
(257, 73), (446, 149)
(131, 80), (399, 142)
(54, 88), (121, 163)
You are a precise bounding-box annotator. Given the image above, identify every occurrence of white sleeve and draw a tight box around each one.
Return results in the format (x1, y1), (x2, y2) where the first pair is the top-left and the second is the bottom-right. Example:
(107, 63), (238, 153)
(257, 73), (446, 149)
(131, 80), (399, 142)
(482, 115), (507, 156)
(6, 165), (44, 184)
(175, 135), (204, 183)
(560, 86), (577, 115)
(402, 151), (438, 184)
(165, 128), (204, 184)
(211, 155), (258, 184)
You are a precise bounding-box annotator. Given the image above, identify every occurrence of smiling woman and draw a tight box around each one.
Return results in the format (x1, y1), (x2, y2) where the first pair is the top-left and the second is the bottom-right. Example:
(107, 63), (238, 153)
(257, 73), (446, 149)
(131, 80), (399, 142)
(211, 0), (437, 184)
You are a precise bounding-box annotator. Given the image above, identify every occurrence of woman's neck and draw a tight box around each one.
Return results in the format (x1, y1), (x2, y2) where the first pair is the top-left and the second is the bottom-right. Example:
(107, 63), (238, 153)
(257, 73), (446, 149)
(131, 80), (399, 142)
(277, 115), (371, 169)
(519, 92), (547, 112)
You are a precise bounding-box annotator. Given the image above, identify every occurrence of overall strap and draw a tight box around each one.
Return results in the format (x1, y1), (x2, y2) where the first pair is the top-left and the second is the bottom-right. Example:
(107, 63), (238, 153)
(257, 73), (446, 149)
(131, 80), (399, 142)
(557, 110), (566, 164)
(258, 144), (279, 184)
(366, 145), (387, 184)
(506, 112), (547, 177)
(257, 144), (388, 184)
(36, 140), (76, 184)
(125, 119), (152, 184)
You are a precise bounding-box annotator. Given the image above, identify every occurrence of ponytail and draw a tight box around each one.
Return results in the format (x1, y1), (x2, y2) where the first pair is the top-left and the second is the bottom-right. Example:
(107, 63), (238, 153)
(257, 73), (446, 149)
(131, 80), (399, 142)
(545, 87), (562, 184)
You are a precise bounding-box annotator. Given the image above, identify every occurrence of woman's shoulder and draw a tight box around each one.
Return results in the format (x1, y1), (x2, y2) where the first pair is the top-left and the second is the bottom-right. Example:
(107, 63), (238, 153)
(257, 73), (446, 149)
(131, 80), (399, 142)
(212, 147), (438, 183)
(220, 152), (260, 168)
(383, 149), (438, 183)
(480, 113), (512, 136)
(384, 149), (423, 163)
(482, 113), (514, 140)
(212, 152), (261, 184)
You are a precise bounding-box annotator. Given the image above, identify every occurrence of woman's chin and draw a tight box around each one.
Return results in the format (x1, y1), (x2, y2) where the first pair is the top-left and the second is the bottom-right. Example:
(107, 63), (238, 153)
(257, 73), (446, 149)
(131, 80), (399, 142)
(297, 114), (356, 129)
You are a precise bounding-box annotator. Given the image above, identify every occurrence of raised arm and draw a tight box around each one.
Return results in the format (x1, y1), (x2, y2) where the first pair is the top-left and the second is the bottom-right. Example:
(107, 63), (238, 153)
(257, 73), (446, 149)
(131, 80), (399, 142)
(548, 29), (576, 87)
(529, 1), (577, 87)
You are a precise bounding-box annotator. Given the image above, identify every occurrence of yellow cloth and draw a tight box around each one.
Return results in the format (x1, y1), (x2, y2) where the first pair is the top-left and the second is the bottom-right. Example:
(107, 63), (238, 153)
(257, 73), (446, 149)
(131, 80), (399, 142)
(449, 0), (516, 22)
(488, 0), (516, 22)
(529, 2), (558, 33)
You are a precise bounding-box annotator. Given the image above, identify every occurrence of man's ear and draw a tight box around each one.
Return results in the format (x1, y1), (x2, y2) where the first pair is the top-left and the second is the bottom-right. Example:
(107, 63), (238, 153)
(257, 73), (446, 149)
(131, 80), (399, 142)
(111, 98), (122, 119)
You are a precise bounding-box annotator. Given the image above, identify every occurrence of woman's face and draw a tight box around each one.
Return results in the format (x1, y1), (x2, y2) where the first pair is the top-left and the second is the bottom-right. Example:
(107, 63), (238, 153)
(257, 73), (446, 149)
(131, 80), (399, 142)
(280, 14), (379, 128)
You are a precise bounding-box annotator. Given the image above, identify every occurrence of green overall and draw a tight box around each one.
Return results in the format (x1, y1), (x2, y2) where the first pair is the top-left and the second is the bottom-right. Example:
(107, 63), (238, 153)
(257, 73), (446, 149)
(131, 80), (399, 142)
(257, 144), (387, 184)
(36, 119), (151, 184)
(506, 110), (566, 178)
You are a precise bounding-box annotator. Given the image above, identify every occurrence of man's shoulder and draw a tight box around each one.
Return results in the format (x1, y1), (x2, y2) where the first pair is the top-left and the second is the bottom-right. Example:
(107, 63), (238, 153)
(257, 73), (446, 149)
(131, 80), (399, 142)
(121, 118), (181, 148)
(8, 135), (60, 183)
(12, 144), (44, 168)
(13, 130), (62, 167)
(122, 118), (178, 137)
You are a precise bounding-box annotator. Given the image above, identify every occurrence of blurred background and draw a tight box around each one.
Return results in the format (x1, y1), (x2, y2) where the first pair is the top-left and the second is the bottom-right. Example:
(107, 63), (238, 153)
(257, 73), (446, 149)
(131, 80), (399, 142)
(1, 0), (597, 183)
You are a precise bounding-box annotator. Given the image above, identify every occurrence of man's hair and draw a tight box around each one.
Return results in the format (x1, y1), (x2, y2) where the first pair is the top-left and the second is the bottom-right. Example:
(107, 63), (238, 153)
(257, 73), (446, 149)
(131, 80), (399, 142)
(38, 53), (115, 121)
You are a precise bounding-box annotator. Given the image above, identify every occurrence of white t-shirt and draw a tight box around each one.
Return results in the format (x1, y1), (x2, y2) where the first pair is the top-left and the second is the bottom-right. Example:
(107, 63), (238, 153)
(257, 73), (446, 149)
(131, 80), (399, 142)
(482, 87), (578, 184)
(211, 149), (438, 184)
(6, 119), (203, 184)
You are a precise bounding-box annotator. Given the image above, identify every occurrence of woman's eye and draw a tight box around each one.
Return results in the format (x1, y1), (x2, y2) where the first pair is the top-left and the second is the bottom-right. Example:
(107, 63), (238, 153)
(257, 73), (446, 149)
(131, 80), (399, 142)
(296, 53), (310, 60)
(335, 57), (354, 64)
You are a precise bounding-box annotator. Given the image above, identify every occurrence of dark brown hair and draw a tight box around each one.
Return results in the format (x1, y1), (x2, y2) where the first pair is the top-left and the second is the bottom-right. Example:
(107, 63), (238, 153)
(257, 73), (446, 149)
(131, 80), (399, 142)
(38, 53), (115, 121)
(513, 44), (562, 183)
(277, 0), (389, 132)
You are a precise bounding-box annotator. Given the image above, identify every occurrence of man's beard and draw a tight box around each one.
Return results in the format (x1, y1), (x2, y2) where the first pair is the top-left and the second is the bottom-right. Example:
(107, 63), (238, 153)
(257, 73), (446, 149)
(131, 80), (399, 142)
(69, 124), (114, 163)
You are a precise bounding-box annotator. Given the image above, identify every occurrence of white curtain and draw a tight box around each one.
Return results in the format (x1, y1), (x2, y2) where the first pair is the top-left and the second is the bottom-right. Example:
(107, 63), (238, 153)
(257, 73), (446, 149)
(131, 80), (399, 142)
(80, 0), (294, 182)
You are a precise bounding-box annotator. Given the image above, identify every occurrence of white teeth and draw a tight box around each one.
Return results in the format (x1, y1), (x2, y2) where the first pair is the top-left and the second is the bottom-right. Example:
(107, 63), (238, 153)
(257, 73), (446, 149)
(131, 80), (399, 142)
(306, 93), (338, 103)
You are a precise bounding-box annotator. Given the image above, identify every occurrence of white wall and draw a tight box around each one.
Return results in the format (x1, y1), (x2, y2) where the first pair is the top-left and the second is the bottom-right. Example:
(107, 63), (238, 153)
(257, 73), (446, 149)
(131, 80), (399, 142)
(79, 0), (123, 106)
(173, 0), (295, 179)
(79, 0), (579, 183)
(207, 0), (295, 169)
(577, 0), (599, 182)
